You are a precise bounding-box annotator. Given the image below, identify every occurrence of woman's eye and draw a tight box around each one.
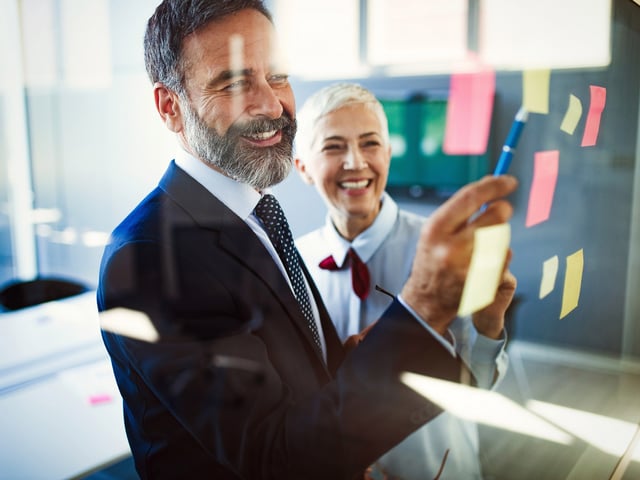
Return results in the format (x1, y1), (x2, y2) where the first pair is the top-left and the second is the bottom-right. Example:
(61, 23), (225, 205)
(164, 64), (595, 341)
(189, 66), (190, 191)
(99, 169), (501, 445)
(322, 144), (343, 152)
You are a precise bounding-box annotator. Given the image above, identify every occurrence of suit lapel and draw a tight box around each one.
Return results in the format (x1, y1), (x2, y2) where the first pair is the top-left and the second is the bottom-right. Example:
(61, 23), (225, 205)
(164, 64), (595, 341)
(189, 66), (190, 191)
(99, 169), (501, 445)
(158, 162), (334, 370)
(300, 258), (345, 374)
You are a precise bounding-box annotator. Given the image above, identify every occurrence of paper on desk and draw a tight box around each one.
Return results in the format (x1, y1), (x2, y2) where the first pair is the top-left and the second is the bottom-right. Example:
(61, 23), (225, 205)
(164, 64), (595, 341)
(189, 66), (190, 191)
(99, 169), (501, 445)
(58, 361), (119, 406)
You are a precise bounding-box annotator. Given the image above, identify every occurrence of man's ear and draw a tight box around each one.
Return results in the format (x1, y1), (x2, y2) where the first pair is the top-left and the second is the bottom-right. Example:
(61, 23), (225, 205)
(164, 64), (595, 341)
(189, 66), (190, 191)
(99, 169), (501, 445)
(294, 157), (314, 185)
(154, 82), (184, 133)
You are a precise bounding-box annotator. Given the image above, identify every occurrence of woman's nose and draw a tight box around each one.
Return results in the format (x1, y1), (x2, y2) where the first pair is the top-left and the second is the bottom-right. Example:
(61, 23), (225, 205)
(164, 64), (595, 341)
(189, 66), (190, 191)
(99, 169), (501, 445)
(343, 148), (367, 170)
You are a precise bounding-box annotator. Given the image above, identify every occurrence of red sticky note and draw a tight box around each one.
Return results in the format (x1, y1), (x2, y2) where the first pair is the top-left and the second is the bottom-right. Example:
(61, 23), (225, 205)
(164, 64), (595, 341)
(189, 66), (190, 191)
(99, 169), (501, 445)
(581, 85), (606, 147)
(526, 150), (559, 227)
(443, 69), (496, 155)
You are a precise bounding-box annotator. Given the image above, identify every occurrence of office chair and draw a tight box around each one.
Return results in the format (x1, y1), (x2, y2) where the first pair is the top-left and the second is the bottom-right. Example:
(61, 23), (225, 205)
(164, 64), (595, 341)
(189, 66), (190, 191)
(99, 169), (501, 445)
(0, 276), (91, 311)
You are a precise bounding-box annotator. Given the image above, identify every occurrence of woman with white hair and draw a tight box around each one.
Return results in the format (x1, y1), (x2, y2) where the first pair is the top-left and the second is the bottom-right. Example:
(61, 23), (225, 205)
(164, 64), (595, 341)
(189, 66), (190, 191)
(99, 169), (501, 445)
(295, 82), (514, 479)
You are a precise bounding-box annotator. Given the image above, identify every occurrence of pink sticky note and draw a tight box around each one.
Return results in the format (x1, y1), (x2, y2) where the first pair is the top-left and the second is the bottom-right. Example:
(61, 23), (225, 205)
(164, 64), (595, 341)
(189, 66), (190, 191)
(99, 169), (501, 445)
(526, 150), (559, 227)
(581, 85), (606, 147)
(443, 69), (496, 155)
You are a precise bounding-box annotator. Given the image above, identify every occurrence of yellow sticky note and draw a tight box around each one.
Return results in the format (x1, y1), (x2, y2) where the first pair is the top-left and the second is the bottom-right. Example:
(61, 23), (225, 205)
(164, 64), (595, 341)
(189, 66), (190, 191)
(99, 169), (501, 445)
(523, 69), (551, 114)
(560, 94), (583, 135)
(458, 224), (511, 317)
(560, 249), (584, 319)
(539, 255), (559, 299)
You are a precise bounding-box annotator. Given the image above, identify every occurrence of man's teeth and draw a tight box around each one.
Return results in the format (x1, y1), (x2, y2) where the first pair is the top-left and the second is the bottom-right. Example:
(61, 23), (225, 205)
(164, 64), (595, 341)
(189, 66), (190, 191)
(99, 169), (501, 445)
(247, 130), (277, 140)
(340, 180), (369, 189)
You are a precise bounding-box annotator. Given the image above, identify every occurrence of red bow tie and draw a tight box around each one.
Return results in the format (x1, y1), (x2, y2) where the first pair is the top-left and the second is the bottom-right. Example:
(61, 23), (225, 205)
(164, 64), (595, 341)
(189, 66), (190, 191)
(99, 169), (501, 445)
(319, 248), (370, 300)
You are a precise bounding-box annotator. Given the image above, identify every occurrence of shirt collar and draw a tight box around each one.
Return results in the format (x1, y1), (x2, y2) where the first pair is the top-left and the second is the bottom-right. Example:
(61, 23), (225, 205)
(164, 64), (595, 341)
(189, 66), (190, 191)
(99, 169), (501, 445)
(322, 192), (398, 267)
(174, 148), (261, 220)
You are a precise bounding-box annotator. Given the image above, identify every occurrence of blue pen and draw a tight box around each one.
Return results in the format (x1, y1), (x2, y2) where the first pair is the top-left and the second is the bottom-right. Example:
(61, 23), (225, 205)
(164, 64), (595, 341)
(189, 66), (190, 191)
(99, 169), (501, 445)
(475, 107), (528, 217)
(493, 107), (528, 175)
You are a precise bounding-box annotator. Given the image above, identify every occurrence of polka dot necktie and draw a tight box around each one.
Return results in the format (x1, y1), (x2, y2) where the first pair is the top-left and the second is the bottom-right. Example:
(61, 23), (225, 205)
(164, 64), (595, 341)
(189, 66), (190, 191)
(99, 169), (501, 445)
(254, 194), (322, 351)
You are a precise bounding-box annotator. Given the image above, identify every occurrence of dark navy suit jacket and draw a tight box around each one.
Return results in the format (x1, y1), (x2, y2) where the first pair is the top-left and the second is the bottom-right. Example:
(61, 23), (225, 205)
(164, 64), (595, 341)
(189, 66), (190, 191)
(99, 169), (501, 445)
(97, 161), (464, 479)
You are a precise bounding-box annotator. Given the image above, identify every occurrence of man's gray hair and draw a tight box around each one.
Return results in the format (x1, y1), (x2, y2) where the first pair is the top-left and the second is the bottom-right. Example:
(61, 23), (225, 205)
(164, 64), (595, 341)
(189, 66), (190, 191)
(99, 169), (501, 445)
(144, 0), (272, 95)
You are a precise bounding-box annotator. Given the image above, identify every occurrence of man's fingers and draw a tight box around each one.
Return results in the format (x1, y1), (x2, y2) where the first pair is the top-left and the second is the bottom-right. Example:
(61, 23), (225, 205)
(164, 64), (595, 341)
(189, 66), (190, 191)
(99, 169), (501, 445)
(429, 175), (518, 234)
(467, 200), (514, 230)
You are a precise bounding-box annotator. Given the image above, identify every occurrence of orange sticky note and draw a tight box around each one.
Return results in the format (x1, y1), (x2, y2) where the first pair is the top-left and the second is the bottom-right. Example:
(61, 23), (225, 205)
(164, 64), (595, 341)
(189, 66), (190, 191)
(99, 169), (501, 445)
(560, 249), (584, 319)
(443, 69), (496, 155)
(581, 85), (607, 147)
(523, 69), (551, 114)
(560, 94), (582, 135)
(525, 150), (559, 227)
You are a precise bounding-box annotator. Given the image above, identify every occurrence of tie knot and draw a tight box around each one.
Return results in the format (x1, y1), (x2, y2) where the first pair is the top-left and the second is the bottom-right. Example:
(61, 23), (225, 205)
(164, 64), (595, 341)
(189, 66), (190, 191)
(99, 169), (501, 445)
(254, 194), (286, 228)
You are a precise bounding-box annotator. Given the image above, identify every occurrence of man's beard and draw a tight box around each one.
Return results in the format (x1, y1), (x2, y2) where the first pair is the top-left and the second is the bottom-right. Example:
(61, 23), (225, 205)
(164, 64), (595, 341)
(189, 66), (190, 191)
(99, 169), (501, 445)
(181, 101), (296, 191)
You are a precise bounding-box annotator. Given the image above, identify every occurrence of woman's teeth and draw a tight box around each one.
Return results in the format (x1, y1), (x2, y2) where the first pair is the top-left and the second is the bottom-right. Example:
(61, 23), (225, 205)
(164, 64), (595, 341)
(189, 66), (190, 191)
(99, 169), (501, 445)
(340, 180), (369, 189)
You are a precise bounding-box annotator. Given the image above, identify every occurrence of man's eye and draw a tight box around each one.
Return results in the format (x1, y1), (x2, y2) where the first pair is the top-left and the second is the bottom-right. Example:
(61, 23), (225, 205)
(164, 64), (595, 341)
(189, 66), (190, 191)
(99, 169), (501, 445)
(269, 74), (289, 85)
(362, 140), (381, 148)
(225, 79), (249, 91)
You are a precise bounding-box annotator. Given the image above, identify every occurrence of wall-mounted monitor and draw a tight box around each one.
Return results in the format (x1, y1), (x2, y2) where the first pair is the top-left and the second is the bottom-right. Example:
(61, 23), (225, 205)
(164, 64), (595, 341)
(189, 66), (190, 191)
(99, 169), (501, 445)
(380, 93), (491, 198)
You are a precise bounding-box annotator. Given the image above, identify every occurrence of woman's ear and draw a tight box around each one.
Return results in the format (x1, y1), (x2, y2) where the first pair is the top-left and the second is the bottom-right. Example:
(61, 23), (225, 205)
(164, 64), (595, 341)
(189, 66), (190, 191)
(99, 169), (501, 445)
(294, 157), (314, 185)
(154, 83), (184, 133)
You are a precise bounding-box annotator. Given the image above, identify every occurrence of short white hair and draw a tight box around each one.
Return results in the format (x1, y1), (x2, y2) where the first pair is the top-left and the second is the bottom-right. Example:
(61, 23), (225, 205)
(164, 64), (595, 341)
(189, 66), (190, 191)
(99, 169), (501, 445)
(295, 82), (390, 161)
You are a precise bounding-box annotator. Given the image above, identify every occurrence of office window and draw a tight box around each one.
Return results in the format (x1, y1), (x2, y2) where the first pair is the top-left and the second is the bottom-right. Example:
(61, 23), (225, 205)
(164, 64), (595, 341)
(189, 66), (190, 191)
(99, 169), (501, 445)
(367, 0), (468, 74)
(274, 0), (612, 78)
(0, 0), (172, 288)
(274, 0), (363, 79)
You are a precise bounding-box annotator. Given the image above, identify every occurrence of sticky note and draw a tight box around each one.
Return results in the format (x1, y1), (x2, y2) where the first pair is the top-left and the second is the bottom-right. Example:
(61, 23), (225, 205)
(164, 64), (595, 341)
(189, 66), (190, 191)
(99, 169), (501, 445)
(581, 85), (607, 147)
(100, 307), (159, 342)
(539, 255), (559, 299)
(525, 150), (559, 227)
(560, 249), (584, 319)
(523, 69), (551, 114)
(443, 69), (496, 155)
(560, 94), (583, 135)
(458, 223), (511, 316)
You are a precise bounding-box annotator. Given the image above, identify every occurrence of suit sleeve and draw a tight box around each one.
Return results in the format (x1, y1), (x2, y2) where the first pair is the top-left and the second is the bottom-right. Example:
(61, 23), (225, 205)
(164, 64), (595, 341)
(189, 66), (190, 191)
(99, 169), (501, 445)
(99, 236), (465, 480)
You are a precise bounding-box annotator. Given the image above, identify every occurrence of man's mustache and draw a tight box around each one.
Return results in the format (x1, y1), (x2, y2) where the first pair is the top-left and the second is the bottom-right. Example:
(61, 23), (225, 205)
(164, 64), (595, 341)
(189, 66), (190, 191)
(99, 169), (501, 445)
(227, 112), (296, 138)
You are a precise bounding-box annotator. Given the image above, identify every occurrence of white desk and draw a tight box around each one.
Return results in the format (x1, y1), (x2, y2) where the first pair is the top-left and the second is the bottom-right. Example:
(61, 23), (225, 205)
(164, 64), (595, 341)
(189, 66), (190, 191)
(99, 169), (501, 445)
(0, 292), (131, 480)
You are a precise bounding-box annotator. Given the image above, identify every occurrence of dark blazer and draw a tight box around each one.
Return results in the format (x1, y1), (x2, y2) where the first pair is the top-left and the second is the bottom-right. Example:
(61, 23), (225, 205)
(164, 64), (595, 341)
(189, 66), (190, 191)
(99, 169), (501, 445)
(97, 161), (464, 480)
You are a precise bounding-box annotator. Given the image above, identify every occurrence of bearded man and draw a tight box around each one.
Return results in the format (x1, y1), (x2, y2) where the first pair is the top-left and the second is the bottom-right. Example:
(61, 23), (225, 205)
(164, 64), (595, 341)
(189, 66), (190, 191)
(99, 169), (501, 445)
(97, 1), (518, 479)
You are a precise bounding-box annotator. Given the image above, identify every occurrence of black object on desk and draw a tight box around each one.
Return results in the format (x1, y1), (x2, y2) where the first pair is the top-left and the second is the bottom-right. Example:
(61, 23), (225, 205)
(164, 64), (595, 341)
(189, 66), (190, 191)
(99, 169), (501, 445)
(0, 276), (90, 311)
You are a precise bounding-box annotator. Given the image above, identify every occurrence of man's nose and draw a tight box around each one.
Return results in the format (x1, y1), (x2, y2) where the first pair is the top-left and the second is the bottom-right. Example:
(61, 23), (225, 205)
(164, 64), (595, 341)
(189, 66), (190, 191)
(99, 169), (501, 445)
(246, 80), (284, 119)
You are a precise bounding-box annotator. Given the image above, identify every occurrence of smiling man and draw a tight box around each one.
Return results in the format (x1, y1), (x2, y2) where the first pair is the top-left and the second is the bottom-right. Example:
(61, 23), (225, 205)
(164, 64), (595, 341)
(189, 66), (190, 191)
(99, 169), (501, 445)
(96, 1), (519, 479)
